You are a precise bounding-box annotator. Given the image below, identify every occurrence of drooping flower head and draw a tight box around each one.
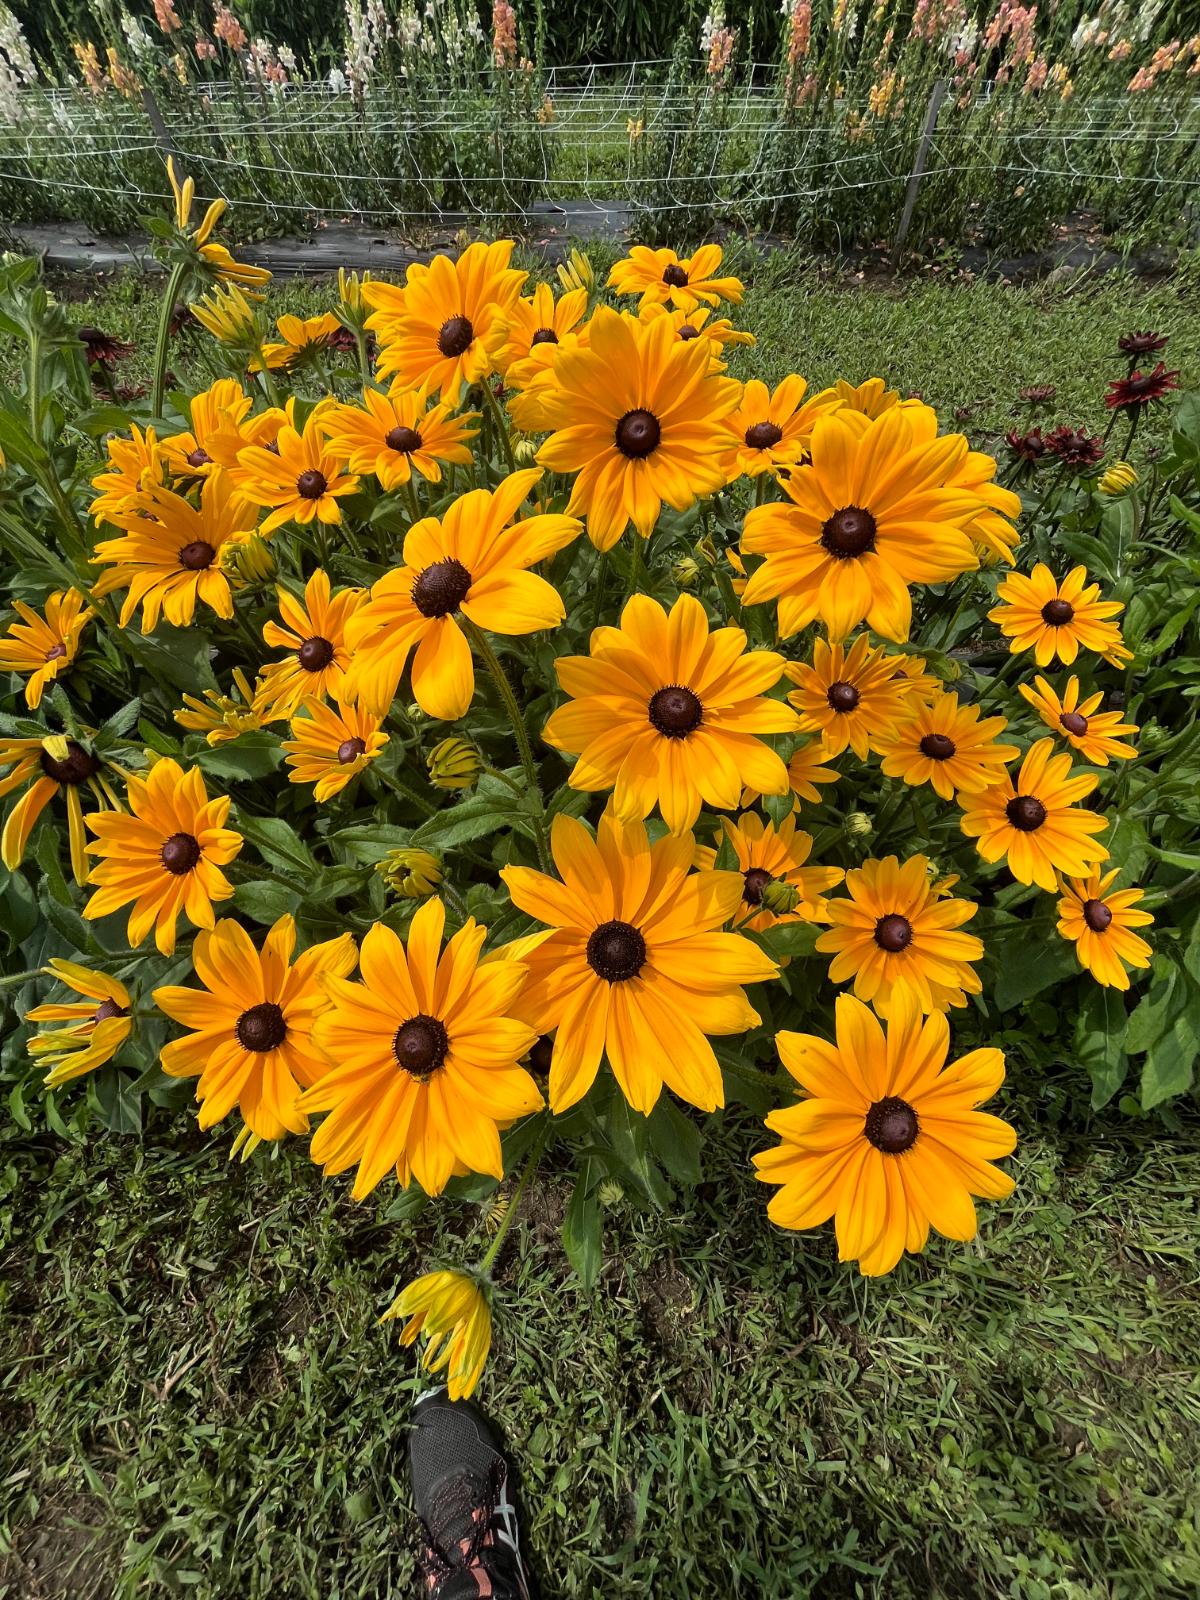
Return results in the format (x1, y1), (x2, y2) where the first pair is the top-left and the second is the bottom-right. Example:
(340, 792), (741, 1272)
(754, 994), (1016, 1276)
(1056, 869), (1153, 990)
(607, 244), (744, 312)
(25, 960), (132, 1088)
(500, 812), (778, 1114)
(0, 734), (108, 883)
(1018, 675), (1138, 765)
(0, 589), (92, 709)
(543, 594), (800, 834)
(958, 738), (1109, 892)
(381, 1269), (492, 1402)
(989, 562), (1129, 668)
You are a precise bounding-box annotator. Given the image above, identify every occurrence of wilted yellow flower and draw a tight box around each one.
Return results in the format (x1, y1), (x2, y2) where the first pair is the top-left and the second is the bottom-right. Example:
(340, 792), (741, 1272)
(427, 737), (481, 791)
(25, 960), (132, 1088)
(175, 669), (277, 745)
(556, 247), (594, 297)
(627, 116), (645, 140)
(167, 156), (271, 288)
(1099, 461), (1138, 495)
(381, 1269), (492, 1401)
(190, 281), (263, 346)
(375, 847), (443, 898)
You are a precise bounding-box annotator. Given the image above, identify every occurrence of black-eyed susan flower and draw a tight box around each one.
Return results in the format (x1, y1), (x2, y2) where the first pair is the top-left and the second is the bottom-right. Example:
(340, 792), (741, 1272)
(543, 593), (799, 834)
(816, 376), (923, 419)
(154, 914), (356, 1141)
(876, 690), (1019, 800)
(737, 737), (842, 811)
(500, 811), (778, 1114)
(494, 281), (590, 385)
(717, 375), (842, 482)
(236, 404), (359, 535)
(607, 244), (743, 311)
(159, 377), (253, 479)
(754, 994), (1016, 1276)
(253, 311), (342, 370)
(166, 156), (271, 288)
(363, 241), (526, 401)
(343, 468), (580, 721)
(176, 668), (276, 745)
(300, 897), (543, 1198)
(380, 1269), (491, 1401)
(1019, 675), (1138, 765)
(255, 568), (365, 721)
(25, 960), (132, 1088)
(694, 812), (843, 932)
(0, 734), (108, 883)
(815, 854), (984, 1016)
(989, 563), (1130, 668)
(90, 423), (164, 526)
(0, 589), (92, 709)
(320, 385), (478, 491)
(85, 758), (243, 956)
(639, 303), (756, 373)
(189, 281), (264, 347)
(1056, 869), (1153, 990)
(534, 307), (739, 551)
(91, 471), (256, 632)
(785, 635), (916, 759)
(958, 738), (1108, 893)
(282, 699), (387, 800)
(741, 406), (981, 642)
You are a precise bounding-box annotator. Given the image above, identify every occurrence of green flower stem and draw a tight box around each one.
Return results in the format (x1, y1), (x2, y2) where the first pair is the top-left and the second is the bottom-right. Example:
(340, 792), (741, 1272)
(590, 549), (609, 630)
(354, 328), (371, 388)
(479, 1115), (550, 1276)
(151, 260), (190, 417)
(627, 532), (643, 597)
(481, 380), (517, 477)
(377, 765), (437, 818)
(254, 349), (284, 410)
(403, 476), (422, 529)
(463, 618), (552, 873)
(27, 329), (42, 445)
(0, 968), (43, 989)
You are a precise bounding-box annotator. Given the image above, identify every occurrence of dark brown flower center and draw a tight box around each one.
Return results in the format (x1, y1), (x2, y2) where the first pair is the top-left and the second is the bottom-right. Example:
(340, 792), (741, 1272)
(615, 408), (661, 459)
(93, 998), (128, 1024)
(648, 684), (703, 738)
(1041, 598), (1074, 626)
(161, 831), (202, 874)
(296, 469), (328, 500)
(298, 635), (334, 672)
(186, 446), (212, 469)
(385, 425), (423, 454)
(411, 557), (472, 618)
(236, 1001), (287, 1052)
(864, 1095), (919, 1154)
(919, 732), (956, 761)
(528, 1034), (554, 1077)
(1060, 711), (1089, 736)
(586, 919), (647, 983)
(826, 680), (860, 713)
(530, 327), (558, 347)
(874, 913), (913, 952)
(178, 540), (215, 570)
(745, 420), (784, 450)
(677, 324), (700, 341)
(39, 741), (98, 786)
(1006, 795), (1047, 832)
(45, 643), (68, 662)
(394, 1013), (449, 1078)
(1083, 898), (1113, 933)
(662, 263), (689, 287)
(437, 315), (474, 358)
(743, 867), (774, 906)
(821, 506), (877, 559)
(337, 736), (367, 764)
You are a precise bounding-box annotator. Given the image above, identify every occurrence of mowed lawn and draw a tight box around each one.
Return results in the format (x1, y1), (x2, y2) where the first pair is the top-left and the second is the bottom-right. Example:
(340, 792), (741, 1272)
(1, 252), (1199, 1600)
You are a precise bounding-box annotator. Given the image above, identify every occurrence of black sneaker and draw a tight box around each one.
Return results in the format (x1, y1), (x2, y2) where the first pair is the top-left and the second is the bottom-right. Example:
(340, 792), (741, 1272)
(408, 1390), (532, 1600)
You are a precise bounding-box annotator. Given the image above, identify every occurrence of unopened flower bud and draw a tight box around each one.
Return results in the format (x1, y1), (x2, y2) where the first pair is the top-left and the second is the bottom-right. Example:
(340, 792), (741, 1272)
(1099, 460), (1138, 496)
(597, 1179), (625, 1208)
(513, 436), (538, 464)
(672, 555), (701, 588)
(427, 737), (481, 791)
(695, 535), (719, 567)
(376, 848), (443, 899)
(219, 532), (275, 588)
(760, 879), (801, 915)
(846, 811), (873, 839)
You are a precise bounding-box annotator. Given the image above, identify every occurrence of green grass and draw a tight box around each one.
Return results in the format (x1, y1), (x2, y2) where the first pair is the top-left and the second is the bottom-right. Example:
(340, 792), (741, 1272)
(3, 256), (1200, 1599)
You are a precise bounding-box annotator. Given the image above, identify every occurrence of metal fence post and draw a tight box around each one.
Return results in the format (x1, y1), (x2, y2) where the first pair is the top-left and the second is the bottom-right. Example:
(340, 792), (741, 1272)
(894, 76), (947, 256)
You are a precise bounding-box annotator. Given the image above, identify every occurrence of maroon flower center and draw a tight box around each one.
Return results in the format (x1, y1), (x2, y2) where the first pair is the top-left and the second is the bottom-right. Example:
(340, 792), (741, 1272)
(161, 831), (202, 874)
(919, 732), (956, 760)
(1083, 898), (1113, 933)
(39, 741), (98, 786)
(821, 506), (877, 559)
(662, 263), (689, 287)
(648, 684), (703, 738)
(1060, 711), (1089, 736)
(864, 1095), (919, 1154)
(186, 447), (212, 469)
(437, 315), (474, 358)
(236, 1001), (287, 1052)
(827, 681), (860, 713)
(178, 540), (215, 571)
(586, 919), (647, 983)
(296, 469), (328, 500)
(528, 1034), (554, 1076)
(337, 737), (367, 764)
(677, 324), (700, 341)
(45, 643), (68, 662)
(874, 914), (913, 952)
(394, 1013), (449, 1078)
(615, 408), (661, 459)
(530, 327), (558, 347)
(411, 557), (472, 618)
(298, 635), (334, 672)
(745, 420), (784, 450)
(93, 998), (128, 1023)
(1041, 599), (1074, 626)
(742, 867), (774, 906)
(385, 425), (423, 454)
(1006, 795), (1047, 832)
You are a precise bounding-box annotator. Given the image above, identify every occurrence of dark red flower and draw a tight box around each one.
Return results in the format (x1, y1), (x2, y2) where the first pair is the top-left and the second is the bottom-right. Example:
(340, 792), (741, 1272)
(1104, 363), (1180, 412)
(1116, 330), (1168, 359)
(1005, 427), (1048, 463)
(78, 325), (134, 366)
(170, 306), (198, 337)
(327, 326), (357, 352)
(1044, 426), (1104, 468)
(1019, 384), (1056, 404)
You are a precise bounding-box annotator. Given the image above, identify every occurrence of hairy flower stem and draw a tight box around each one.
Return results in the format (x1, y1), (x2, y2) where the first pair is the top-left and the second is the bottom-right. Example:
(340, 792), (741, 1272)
(627, 532), (643, 597)
(479, 1115), (550, 1276)
(151, 260), (189, 417)
(464, 618), (552, 873)
(481, 381), (517, 477)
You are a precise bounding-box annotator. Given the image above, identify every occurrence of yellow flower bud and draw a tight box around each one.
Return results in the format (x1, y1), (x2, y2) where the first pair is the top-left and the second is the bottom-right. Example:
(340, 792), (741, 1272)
(597, 1178), (625, 1208)
(672, 555), (701, 589)
(376, 848), (443, 899)
(219, 532), (275, 588)
(1099, 461), (1138, 496)
(427, 737), (481, 791)
(556, 247), (595, 297)
(846, 811), (873, 839)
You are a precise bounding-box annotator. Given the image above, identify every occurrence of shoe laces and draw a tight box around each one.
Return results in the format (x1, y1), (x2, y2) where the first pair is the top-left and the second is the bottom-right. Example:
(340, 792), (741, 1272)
(419, 1458), (523, 1599)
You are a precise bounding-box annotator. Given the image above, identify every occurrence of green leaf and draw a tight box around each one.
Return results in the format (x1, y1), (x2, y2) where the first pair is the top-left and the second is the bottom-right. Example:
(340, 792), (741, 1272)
(196, 733), (284, 781)
(597, 1087), (674, 1209)
(234, 814), (317, 877)
(991, 925), (1078, 1010)
(232, 879), (303, 924)
(760, 920), (822, 959)
(93, 697), (143, 745)
(562, 1162), (602, 1290)
(87, 1068), (143, 1134)
(1140, 1016), (1197, 1110)
(122, 625), (218, 693)
(1124, 964), (1184, 1056)
(413, 786), (527, 851)
(645, 1096), (703, 1187)
(1075, 985), (1129, 1109)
